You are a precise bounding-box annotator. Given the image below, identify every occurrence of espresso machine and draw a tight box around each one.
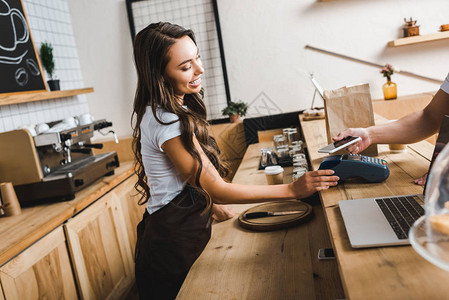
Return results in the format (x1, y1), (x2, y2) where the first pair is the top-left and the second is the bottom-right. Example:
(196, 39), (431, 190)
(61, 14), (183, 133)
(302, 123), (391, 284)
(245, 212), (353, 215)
(0, 119), (119, 205)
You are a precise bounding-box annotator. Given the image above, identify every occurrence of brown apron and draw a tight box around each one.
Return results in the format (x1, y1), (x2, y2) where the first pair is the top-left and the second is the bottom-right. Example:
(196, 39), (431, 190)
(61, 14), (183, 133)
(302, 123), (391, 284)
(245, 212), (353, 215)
(135, 184), (212, 299)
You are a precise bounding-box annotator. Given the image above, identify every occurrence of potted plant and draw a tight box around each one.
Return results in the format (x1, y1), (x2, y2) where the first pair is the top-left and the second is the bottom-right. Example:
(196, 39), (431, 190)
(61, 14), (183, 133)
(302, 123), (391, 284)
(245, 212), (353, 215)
(380, 64), (397, 100)
(39, 42), (60, 91)
(222, 100), (248, 123)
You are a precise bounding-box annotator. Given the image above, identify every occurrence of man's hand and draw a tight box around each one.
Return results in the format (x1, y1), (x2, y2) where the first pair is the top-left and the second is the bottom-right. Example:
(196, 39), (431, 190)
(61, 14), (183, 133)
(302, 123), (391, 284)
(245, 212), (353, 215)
(333, 128), (371, 154)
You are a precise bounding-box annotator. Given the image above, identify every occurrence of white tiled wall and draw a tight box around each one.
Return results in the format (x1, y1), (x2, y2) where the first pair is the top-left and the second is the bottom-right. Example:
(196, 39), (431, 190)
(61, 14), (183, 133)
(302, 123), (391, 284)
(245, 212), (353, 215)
(0, 0), (89, 133)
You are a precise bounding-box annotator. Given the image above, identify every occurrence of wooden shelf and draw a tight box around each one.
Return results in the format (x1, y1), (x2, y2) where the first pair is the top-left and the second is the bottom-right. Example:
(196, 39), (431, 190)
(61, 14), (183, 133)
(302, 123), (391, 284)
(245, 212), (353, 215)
(0, 87), (94, 106)
(388, 31), (449, 47)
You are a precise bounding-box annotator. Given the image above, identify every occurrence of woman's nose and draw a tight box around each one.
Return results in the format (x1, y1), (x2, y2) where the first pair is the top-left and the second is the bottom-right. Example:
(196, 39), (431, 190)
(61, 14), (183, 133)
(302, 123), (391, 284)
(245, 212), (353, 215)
(194, 61), (204, 75)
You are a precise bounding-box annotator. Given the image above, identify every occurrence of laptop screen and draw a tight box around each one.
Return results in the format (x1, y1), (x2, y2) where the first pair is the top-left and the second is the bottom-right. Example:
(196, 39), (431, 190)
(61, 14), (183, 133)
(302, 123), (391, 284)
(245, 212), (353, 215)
(424, 115), (449, 194)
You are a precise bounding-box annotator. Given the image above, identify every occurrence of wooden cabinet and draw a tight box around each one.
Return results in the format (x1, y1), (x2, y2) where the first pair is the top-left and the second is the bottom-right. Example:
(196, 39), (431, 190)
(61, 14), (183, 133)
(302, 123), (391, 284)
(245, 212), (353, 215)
(64, 191), (134, 300)
(0, 282), (4, 300)
(0, 226), (77, 299)
(0, 172), (139, 300)
(114, 175), (146, 268)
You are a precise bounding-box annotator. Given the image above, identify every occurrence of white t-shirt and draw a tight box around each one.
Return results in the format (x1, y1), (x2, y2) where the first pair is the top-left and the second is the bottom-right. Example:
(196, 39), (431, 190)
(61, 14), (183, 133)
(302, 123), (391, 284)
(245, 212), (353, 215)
(441, 73), (449, 94)
(140, 106), (187, 214)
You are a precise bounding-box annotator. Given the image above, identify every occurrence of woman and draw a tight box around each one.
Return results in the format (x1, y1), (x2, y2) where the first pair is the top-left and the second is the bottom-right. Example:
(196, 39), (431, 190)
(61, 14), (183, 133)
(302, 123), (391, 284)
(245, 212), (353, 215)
(132, 22), (339, 299)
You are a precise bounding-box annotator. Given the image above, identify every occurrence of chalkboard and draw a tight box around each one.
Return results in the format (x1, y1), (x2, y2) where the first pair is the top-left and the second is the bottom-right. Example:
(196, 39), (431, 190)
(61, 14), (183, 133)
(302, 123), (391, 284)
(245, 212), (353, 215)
(0, 0), (46, 94)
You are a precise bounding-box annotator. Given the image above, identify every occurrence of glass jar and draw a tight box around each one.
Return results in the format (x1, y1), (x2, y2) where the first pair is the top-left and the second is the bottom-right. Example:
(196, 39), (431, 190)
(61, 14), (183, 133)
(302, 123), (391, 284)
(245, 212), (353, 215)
(410, 143), (449, 272)
(293, 153), (306, 161)
(291, 140), (303, 148)
(292, 167), (307, 181)
(283, 128), (298, 146)
(276, 145), (290, 158)
(260, 148), (269, 168)
(273, 134), (287, 150)
(289, 146), (302, 157)
(293, 153), (307, 168)
(292, 173), (303, 181)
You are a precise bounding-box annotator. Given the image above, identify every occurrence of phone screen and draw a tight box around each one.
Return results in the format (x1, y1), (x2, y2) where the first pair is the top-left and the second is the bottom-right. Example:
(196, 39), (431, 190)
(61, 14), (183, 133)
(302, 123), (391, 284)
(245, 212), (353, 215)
(318, 136), (361, 153)
(318, 248), (335, 260)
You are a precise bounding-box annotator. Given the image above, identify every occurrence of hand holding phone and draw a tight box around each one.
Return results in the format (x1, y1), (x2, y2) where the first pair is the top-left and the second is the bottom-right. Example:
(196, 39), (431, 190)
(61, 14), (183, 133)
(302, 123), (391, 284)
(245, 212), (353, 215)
(318, 136), (361, 153)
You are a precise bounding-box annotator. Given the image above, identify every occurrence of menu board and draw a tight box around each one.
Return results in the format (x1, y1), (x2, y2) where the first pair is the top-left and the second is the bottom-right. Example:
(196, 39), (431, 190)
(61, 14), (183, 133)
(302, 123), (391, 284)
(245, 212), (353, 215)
(0, 0), (46, 94)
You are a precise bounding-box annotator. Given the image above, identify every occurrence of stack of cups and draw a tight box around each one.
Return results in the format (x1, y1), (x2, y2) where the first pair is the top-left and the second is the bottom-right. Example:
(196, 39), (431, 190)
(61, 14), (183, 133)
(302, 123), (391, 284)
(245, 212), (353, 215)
(289, 143), (303, 157)
(0, 182), (21, 216)
(264, 165), (284, 185)
(292, 154), (308, 181)
(273, 134), (287, 149)
(283, 128), (298, 146)
(273, 135), (289, 159)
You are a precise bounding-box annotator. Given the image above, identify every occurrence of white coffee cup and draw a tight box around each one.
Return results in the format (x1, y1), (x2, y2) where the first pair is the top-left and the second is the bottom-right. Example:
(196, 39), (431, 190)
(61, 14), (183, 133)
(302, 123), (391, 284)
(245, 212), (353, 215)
(35, 123), (50, 135)
(77, 113), (94, 125)
(264, 165), (284, 185)
(62, 117), (78, 127)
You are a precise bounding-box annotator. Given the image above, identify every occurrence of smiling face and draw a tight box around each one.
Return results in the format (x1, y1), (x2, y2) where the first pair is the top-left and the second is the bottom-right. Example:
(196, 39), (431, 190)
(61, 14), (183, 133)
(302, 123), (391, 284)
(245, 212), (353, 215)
(164, 35), (204, 102)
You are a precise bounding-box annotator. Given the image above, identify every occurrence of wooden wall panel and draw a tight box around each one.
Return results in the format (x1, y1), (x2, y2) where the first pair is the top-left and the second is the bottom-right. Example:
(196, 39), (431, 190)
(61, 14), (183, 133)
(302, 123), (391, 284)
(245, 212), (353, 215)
(210, 122), (247, 161)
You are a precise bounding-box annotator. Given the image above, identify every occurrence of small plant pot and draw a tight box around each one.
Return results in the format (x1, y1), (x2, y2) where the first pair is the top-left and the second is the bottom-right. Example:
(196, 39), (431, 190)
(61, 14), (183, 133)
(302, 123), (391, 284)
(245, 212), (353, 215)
(229, 114), (240, 123)
(47, 80), (60, 91)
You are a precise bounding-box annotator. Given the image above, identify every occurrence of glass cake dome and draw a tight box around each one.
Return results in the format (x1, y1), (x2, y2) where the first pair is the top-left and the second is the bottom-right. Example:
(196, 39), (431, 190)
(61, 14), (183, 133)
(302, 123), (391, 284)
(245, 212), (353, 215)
(410, 142), (449, 272)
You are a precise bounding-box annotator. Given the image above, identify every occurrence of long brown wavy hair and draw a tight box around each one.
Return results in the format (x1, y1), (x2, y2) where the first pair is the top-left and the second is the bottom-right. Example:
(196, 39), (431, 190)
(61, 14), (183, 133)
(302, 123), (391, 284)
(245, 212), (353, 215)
(131, 22), (228, 211)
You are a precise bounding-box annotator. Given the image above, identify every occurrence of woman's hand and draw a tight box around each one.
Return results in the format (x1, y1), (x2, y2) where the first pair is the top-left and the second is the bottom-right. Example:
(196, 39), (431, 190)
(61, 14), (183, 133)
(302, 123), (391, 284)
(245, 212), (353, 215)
(290, 170), (339, 199)
(211, 204), (236, 222)
(333, 128), (371, 154)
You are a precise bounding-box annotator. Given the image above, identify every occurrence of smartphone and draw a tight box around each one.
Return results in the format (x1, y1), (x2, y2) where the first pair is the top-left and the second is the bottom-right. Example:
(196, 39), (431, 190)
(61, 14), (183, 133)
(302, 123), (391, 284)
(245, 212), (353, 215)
(318, 248), (336, 260)
(318, 136), (361, 153)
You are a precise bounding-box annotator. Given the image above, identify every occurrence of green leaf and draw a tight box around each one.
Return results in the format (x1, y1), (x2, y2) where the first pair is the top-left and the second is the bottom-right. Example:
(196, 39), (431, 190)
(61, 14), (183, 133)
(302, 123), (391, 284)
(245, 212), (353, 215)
(39, 42), (55, 80)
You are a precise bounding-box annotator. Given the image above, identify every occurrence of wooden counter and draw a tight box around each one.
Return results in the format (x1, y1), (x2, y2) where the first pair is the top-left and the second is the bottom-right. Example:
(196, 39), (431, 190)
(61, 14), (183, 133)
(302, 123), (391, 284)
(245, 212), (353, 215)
(177, 142), (345, 299)
(299, 115), (449, 299)
(0, 161), (134, 267)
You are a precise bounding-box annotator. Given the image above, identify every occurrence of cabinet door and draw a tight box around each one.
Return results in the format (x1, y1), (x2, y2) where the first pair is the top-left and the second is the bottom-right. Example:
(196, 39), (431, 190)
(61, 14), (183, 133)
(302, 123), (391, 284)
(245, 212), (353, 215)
(0, 226), (77, 300)
(113, 175), (146, 264)
(0, 282), (4, 300)
(64, 192), (133, 300)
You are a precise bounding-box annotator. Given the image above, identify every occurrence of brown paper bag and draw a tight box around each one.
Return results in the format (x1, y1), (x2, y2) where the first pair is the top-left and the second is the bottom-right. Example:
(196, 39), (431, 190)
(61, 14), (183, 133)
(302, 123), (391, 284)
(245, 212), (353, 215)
(323, 83), (378, 156)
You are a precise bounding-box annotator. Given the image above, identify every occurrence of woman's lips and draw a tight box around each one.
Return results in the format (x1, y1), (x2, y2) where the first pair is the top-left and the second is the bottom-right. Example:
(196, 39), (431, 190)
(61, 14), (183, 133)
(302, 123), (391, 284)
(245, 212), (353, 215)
(189, 77), (201, 87)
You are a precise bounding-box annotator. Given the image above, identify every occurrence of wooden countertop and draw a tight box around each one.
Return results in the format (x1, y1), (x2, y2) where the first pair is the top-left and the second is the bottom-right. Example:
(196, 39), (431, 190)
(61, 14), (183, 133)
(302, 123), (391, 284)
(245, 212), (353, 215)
(0, 161), (134, 266)
(177, 141), (345, 299)
(299, 114), (449, 299)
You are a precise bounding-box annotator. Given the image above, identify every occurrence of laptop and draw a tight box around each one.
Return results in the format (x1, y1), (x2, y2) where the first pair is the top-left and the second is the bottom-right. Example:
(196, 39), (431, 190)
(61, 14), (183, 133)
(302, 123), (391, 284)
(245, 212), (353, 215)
(339, 115), (449, 248)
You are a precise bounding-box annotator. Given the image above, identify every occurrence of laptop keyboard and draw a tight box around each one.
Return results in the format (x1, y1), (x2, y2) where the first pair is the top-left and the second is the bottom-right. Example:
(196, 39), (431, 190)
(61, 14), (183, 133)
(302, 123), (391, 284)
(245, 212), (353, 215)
(375, 196), (425, 240)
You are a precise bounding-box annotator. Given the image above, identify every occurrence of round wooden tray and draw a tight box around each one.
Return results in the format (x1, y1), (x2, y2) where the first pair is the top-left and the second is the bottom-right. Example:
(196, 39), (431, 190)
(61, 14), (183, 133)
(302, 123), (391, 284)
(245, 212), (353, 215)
(238, 200), (313, 232)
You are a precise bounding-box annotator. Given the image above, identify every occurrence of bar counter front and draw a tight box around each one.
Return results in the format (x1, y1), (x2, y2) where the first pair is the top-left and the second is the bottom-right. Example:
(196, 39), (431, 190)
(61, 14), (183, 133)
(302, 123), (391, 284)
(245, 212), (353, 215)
(177, 115), (449, 299)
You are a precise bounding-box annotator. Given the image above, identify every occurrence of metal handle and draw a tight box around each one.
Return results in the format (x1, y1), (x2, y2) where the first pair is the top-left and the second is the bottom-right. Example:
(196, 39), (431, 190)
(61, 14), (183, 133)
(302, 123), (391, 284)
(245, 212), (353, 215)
(71, 148), (91, 154)
(82, 143), (103, 149)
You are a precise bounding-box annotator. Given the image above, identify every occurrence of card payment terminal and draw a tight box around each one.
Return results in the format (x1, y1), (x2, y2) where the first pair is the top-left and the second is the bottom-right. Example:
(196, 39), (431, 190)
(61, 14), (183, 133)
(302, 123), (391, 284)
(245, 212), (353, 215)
(318, 154), (390, 183)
